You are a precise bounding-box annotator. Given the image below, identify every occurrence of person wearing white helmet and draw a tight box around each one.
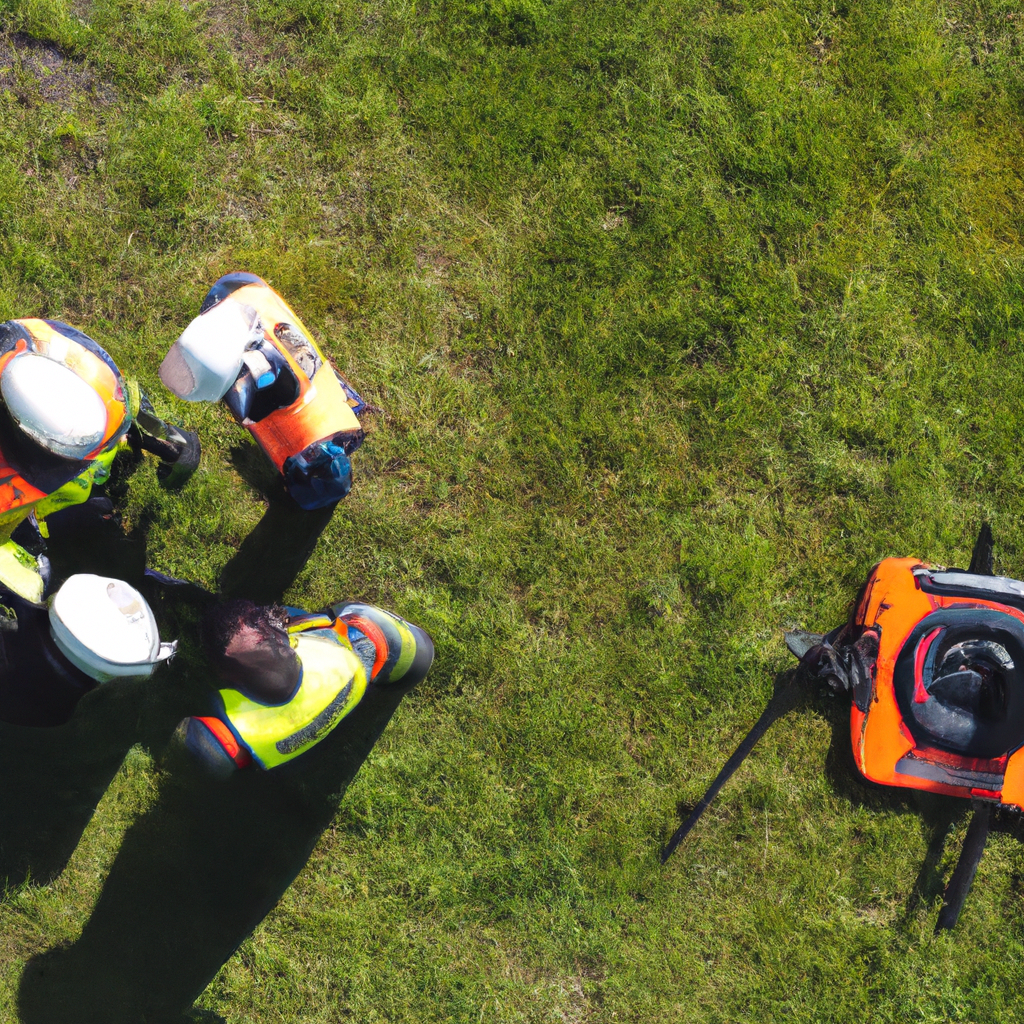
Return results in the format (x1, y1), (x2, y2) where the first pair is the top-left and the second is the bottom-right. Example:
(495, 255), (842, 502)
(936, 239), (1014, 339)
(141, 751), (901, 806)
(0, 317), (201, 604)
(16, 594), (432, 1022)
(0, 573), (176, 727)
(159, 272), (367, 511)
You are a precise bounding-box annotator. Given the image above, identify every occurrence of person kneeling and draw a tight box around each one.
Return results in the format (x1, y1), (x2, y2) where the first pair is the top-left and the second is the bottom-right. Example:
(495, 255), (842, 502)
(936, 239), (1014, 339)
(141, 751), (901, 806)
(177, 599), (433, 775)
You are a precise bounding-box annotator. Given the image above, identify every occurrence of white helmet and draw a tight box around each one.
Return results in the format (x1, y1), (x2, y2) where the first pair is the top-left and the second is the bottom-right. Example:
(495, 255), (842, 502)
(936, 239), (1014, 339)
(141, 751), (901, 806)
(159, 298), (262, 403)
(1, 352), (108, 459)
(48, 574), (177, 683)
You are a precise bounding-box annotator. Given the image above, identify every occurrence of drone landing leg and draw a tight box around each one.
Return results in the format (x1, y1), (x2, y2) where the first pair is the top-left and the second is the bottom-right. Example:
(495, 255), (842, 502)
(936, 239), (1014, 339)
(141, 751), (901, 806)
(935, 804), (992, 932)
(661, 680), (802, 864)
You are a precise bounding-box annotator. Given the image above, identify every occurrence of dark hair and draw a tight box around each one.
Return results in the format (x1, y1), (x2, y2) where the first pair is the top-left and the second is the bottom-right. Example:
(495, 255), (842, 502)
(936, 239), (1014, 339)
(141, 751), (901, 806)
(201, 600), (299, 705)
(201, 600), (289, 663)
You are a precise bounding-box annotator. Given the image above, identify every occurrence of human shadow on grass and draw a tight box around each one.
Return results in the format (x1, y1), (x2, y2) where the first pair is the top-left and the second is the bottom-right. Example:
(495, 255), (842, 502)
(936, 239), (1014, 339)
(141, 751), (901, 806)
(17, 680), (411, 1024)
(218, 441), (336, 604)
(0, 504), (210, 890)
(0, 666), (206, 890)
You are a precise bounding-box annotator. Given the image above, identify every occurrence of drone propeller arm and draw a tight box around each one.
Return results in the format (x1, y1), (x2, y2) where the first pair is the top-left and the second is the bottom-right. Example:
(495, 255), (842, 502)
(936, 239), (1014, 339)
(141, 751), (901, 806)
(661, 680), (803, 864)
(967, 522), (994, 576)
(935, 803), (992, 932)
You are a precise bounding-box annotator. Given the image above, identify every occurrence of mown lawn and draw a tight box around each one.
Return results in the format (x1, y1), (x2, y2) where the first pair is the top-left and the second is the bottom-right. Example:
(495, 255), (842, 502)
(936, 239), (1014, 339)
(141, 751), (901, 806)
(0, 0), (1023, 1020)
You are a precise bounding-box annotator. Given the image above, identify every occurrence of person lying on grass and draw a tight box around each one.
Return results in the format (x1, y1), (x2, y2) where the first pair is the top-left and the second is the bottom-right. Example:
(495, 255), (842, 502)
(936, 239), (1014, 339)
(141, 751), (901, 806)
(176, 597), (434, 774)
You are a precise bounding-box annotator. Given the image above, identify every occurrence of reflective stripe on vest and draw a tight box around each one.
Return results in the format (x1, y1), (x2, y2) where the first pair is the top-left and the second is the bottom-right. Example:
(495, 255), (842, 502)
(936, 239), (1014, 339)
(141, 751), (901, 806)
(0, 539), (44, 603)
(219, 633), (367, 769)
(388, 614), (417, 682)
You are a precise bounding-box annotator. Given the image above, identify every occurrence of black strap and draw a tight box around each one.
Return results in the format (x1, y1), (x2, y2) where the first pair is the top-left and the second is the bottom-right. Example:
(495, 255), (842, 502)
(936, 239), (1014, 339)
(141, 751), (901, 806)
(662, 680), (803, 863)
(968, 523), (994, 576)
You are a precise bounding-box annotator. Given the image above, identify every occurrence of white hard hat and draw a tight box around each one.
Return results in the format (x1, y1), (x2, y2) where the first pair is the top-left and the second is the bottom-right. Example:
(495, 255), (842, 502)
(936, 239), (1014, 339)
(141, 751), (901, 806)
(159, 298), (261, 403)
(1, 352), (107, 459)
(49, 574), (177, 683)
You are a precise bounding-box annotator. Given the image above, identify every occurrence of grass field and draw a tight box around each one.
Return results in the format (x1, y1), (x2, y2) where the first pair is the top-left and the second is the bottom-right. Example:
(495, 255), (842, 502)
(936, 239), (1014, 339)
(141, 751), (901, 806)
(0, 0), (1023, 1020)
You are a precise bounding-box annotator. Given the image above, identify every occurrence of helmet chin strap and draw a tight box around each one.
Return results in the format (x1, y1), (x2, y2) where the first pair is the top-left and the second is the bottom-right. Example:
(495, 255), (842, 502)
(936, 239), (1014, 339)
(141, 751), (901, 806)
(156, 640), (178, 663)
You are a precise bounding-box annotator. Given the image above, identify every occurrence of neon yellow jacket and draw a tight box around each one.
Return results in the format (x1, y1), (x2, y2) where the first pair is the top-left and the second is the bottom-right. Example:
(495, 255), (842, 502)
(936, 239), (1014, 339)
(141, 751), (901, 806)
(217, 630), (367, 769)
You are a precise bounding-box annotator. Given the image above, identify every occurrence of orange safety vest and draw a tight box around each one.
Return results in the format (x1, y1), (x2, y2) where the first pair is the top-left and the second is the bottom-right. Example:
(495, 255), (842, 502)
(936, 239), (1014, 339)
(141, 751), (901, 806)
(0, 318), (130, 539)
(208, 275), (363, 474)
(851, 557), (1024, 809)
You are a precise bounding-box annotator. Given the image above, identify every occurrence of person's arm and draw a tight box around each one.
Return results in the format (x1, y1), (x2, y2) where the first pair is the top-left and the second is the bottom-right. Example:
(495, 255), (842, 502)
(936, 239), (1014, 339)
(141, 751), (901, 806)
(130, 387), (201, 489)
(176, 715), (252, 777)
(330, 604), (435, 689)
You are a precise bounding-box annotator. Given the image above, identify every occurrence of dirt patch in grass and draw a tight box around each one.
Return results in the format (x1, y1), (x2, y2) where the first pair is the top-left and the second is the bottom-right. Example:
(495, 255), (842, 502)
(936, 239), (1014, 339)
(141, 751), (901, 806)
(204, 0), (273, 71)
(0, 33), (113, 107)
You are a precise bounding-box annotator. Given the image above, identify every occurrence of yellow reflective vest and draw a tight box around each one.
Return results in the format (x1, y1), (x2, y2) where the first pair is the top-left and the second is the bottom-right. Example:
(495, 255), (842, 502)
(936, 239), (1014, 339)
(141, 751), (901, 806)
(218, 631), (367, 769)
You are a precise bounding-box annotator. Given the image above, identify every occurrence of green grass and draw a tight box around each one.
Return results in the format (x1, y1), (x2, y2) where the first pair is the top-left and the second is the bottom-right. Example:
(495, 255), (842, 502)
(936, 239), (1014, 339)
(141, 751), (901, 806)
(1, 0), (1024, 1019)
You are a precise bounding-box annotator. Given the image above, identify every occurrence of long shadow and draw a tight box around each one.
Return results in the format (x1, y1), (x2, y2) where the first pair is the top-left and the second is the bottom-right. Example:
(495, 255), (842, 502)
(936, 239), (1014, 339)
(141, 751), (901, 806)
(0, 501), (211, 889)
(0, 671), (190, 889)
(217, 442), (336, 604)
(17, 679), (410, 1024)
(899, 798), (960, 927)
(7, 440), (360, 1019)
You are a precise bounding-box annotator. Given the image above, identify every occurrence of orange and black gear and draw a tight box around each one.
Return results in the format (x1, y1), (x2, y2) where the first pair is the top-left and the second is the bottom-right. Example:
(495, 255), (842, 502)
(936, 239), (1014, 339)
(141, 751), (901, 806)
(200, 272), (366, 509)
(833, 557), (1024, 809)
(662, 530), (1024, 930)
(0, 318), (132, 542)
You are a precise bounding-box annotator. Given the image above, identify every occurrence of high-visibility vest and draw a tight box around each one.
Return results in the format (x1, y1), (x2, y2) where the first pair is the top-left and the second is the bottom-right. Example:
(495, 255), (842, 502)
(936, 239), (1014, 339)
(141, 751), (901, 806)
(209, 275), (364, 475)
(0, 318), (132, 543)
(851, 557), (1024, 809)
(217, 631), (368, 769)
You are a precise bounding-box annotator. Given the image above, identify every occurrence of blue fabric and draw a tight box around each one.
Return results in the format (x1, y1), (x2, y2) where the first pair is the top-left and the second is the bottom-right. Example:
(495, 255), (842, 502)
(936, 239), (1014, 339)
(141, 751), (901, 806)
(183, 717), (239, 777)
(282, 441), (352, 510)
(334, 369), (368, 419)
(199, 271), (265, 315)
(347, 626), (377, 677)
